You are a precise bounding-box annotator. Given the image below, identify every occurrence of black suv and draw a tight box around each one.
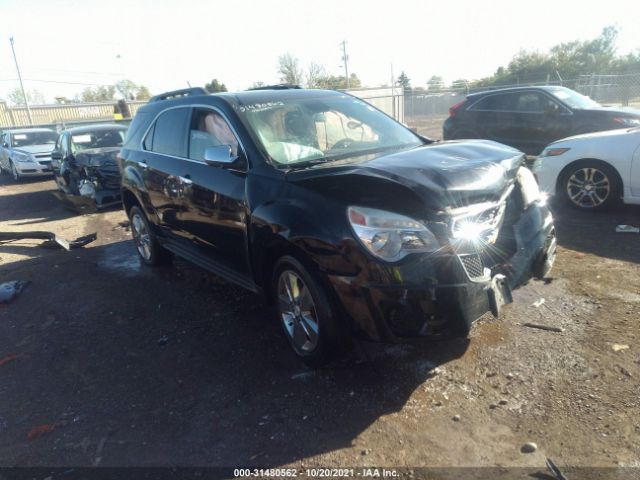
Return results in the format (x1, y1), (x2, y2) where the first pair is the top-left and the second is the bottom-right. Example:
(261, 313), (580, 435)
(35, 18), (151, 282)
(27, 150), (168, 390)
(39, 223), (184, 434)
(443, 86), (640, 155)
(119, 87), (556, 366)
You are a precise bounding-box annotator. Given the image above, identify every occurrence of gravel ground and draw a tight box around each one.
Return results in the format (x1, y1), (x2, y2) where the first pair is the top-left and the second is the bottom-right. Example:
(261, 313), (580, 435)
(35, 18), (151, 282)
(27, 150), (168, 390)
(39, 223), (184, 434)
(0, 174), (639, 473)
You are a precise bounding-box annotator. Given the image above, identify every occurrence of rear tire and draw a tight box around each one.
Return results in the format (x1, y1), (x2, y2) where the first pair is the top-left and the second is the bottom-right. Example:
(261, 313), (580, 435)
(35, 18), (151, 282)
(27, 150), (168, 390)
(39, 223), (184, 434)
(559, 161), (620, 211)
(272, 256), (346, 367)
(128, 206), (172, 266)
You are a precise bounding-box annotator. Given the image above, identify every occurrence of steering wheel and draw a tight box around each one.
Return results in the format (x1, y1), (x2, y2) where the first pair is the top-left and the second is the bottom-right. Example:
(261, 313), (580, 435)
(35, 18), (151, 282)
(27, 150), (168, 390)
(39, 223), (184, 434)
(331, 138), (356, 150)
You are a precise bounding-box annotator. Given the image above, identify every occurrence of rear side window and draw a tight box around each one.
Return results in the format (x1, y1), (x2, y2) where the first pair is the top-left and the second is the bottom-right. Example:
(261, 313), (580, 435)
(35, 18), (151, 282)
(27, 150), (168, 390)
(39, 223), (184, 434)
(146, 107), (190, 157)
(469, 93), (517, 112)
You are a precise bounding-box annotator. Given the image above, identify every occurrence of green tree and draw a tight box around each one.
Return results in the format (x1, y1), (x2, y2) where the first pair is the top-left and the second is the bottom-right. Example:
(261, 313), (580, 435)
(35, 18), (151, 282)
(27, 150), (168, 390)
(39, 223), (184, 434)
(396, 71), (411, 91)
(471, 26), (622, 88)
(135, 85), (152, 100)
(78, 85), (116, 102)
(204, 78), (228, 93)
(278, 53), (303, 85)
(316, 73), (361, 90)
(427, 75), (445, 91)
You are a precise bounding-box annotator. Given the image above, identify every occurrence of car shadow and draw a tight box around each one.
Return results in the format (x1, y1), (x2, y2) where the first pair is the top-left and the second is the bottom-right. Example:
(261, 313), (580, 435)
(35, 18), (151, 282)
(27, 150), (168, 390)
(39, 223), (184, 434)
(0, 240), (469, 467)
(550, 199), (640, 264)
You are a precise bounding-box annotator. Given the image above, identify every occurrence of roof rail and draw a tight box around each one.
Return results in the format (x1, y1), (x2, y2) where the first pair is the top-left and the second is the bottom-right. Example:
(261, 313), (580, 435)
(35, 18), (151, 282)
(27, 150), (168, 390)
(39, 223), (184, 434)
(247, 84), (301, 91)
(149, 87), (208, 103)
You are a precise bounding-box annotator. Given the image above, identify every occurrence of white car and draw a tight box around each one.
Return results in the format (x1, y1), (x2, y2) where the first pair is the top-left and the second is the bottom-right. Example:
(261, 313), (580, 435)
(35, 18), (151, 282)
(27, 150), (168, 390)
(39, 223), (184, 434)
(0, 128), (58, 181)
(532, 127), (640, 210)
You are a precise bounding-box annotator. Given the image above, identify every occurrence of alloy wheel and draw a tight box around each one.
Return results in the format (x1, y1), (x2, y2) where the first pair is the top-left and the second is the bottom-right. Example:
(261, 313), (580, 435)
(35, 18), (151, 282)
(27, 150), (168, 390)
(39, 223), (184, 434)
(566, 167), (610, 208)
(277, 270), (320, 353)
(131, 212), (152, 261)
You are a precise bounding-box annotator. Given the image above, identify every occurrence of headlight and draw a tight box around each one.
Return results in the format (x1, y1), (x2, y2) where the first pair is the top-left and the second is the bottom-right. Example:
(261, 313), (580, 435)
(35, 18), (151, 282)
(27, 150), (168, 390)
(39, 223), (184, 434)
(539, 147), (570, 158)
(517, 166), (542, 205)
(13, 151), (34, 163)
(613, 117), (640, 127)
(347, 206), (440, 262)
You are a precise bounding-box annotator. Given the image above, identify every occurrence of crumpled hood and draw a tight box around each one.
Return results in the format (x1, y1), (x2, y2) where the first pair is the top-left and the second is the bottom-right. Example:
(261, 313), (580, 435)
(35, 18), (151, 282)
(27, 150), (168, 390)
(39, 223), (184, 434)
(287, 140), (524, 211)
(14, 144), (55, 156)
(75, 147), (120, 169)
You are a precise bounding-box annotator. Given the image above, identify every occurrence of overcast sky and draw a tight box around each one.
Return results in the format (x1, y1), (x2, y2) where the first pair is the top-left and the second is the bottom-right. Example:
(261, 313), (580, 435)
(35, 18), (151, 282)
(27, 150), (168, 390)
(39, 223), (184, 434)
(0, 0), (638, 102)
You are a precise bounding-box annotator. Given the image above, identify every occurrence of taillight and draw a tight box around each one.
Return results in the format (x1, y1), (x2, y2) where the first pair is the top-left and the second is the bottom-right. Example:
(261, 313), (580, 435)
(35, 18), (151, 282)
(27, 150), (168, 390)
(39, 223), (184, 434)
(449, 101), (465, 118)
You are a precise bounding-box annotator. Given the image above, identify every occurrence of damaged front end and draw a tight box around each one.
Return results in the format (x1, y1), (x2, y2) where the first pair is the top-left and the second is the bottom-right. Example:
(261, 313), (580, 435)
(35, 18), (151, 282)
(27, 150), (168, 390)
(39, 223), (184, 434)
(293, 141), (557, 341)
(53, 148), (122, 211)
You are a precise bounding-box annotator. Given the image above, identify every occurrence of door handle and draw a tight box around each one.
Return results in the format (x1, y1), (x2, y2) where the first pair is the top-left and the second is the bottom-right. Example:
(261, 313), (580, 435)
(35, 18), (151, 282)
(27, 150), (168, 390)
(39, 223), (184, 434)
(137, 160), (148, 169)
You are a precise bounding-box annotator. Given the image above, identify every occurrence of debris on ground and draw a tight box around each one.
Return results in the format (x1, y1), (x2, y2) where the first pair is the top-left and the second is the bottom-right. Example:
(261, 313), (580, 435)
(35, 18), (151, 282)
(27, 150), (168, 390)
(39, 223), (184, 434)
(523, 322), (564, 333)
(532, 298), (546, 308)
(0, 281), (30, 304)
(521, 442), (537, 453)
(452, 414), (461, 422)
(27, 423), (58, 441)
(611, 344), (629, 352)
(0, 231), (97, 251)
(615, 225), (639, 233)
(0, 354), (19, 367)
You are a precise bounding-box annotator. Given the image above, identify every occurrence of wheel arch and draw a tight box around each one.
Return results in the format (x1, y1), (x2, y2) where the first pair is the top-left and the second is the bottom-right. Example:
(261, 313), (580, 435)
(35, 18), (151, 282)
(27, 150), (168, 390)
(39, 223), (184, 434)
(121, 187), (142, 215)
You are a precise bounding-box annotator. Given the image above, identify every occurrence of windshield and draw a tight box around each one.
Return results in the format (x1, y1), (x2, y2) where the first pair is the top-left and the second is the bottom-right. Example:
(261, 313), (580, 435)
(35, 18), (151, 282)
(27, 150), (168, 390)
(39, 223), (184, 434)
(71, 128), (126, 153)
(236, 95), (423, 167)
(11, 131), (57, 147)
(549, 87), (601, 109)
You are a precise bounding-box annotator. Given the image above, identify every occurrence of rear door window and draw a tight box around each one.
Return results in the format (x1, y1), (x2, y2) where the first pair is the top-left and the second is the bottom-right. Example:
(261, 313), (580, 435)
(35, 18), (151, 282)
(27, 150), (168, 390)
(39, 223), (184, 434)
(147, 108), (190, 157)
(469, 93), (517, 112)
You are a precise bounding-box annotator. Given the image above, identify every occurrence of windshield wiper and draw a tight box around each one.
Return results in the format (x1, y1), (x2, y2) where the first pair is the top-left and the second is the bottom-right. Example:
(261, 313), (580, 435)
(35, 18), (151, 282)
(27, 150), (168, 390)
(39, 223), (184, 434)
(321, 143), (418, 163)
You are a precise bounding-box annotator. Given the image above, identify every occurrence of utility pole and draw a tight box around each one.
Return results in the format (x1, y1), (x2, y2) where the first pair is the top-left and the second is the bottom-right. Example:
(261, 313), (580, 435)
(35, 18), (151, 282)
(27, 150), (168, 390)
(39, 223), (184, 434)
(340, 40), (350, 90)
(9, 36), (33, 126)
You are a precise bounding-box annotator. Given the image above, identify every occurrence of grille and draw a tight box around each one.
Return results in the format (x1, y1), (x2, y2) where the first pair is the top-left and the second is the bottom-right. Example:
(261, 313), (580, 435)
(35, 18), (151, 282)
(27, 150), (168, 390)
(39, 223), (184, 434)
(34, 153), (51, 158)
(460, 253), (485, 279)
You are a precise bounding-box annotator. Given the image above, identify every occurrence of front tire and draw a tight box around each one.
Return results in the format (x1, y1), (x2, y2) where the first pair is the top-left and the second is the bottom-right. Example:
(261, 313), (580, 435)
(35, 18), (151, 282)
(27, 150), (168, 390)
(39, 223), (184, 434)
(128, 206), (172, 265)
(272, 256), (345, 367)
(10, 161), (21, 182)
(560, 161), (620, 211)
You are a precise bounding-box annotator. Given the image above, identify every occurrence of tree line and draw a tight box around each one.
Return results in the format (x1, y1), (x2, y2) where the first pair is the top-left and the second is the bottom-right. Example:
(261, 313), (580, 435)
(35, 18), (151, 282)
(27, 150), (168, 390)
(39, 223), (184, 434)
(396, 26), (640, 93)
(3, 79), (153, 106)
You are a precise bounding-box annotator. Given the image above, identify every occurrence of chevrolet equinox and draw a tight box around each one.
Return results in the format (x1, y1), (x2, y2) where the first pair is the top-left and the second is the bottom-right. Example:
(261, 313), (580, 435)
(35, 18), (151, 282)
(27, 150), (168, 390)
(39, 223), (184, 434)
(119, 87), (556, 366)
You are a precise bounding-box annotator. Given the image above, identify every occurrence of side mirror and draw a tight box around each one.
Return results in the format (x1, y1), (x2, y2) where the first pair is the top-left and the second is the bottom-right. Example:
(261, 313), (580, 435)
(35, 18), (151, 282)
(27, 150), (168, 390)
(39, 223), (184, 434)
(203, 145), (240, 168)
(51, 151), (62, 161)
(2, 142), (8, 148)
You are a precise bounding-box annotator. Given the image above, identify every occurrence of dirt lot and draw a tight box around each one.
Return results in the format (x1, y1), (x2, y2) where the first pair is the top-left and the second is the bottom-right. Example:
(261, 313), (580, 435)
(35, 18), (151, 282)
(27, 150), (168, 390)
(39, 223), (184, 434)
(405, 115), (447, 140)
(0, 174), (639, 474)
